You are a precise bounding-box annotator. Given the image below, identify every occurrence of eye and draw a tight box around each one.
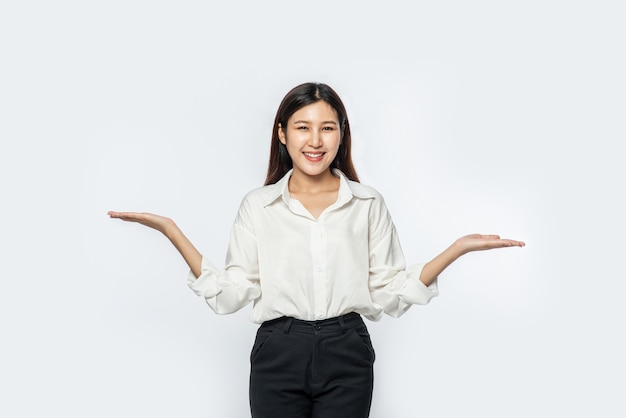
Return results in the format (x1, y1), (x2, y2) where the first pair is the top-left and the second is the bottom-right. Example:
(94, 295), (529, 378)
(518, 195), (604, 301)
(322, 126), (335, 131)
(297, 126), (308, 130)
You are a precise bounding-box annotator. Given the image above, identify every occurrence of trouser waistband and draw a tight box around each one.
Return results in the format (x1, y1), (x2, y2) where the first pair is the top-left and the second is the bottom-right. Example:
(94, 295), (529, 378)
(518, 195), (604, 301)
(261, 312), (362, 334)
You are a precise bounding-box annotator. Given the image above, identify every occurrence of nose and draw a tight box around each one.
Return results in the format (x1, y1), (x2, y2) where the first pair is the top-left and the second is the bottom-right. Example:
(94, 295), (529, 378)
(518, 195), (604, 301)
(309, 129), (322, 147)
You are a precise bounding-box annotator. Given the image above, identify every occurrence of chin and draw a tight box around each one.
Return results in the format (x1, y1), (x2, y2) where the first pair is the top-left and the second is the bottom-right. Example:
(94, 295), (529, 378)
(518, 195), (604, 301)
(295, 165), (332, 178)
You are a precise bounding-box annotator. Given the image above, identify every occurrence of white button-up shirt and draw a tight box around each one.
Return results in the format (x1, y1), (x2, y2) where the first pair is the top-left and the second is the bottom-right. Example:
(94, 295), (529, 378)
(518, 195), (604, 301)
(188, 169), (438, 324)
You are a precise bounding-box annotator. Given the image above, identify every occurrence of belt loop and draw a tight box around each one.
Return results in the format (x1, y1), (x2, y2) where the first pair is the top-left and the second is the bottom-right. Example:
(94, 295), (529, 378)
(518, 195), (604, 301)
(282, 318), (293, 334)
(338, 314), (347, 331)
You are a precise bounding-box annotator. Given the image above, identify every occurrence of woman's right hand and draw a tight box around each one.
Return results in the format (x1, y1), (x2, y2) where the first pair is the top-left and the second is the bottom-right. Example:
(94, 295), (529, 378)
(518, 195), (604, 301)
(107, 211), (176, 236)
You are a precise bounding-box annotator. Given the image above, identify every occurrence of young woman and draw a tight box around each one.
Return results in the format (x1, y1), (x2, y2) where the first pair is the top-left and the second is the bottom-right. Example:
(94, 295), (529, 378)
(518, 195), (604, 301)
(109, 82), (525, 418)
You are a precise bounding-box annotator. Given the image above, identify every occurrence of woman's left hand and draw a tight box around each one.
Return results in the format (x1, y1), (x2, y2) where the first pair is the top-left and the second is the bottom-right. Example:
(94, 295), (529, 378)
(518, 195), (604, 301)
(454, 234), (525, 255)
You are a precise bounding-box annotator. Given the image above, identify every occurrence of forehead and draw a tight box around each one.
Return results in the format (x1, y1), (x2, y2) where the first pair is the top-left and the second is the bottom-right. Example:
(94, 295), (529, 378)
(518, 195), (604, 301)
(289, 101), (338, 123)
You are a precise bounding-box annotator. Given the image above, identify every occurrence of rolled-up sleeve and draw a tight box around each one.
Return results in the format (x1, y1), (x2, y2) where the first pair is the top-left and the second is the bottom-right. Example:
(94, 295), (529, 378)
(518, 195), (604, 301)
(367, 196), (439, 318)
(187, 199), (262, 314)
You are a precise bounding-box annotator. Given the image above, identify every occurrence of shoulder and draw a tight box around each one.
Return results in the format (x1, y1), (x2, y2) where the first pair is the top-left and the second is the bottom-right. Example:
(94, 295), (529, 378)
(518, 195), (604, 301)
(231, 184), (280, 231)
(240, 182), (282, 207)
(239, 170), (290, 209)
(349, 179), (385, 201)
(343, 176), (388, 212)
(336, 169), (385, 202)
(235, 182), (283, 221)
(346, 180), (394, 230)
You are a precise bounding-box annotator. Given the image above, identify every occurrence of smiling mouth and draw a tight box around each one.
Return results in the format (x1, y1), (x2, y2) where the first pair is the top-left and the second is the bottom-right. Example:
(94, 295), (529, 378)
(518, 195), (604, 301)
(303, 152), (324, 159)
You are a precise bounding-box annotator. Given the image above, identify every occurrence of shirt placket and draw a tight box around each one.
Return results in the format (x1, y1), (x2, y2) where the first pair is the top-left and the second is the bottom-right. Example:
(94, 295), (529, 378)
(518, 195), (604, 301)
(310, 220), (327, 320)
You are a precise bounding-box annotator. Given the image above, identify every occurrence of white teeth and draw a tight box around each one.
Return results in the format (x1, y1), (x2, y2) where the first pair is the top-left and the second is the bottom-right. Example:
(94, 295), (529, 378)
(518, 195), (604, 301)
(304, 153), (323, 158)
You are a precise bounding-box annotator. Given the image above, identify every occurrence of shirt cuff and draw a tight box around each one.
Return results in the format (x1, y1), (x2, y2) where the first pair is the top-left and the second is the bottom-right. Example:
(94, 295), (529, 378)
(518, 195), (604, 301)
(187, 256), (222, 298)
(398, 263), (439, 305)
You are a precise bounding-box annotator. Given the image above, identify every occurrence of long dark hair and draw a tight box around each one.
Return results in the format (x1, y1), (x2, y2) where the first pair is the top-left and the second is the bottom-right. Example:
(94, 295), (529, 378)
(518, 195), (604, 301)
(264, 82), (360, 185)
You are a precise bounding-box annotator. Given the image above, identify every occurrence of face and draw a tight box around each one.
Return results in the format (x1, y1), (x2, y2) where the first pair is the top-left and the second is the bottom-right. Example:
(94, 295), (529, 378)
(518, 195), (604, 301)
(278, 101), (341, 181)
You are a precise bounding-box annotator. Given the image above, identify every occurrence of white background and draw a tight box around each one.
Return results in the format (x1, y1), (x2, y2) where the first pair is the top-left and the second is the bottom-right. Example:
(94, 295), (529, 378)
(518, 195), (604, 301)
(1, 1), (624, 417)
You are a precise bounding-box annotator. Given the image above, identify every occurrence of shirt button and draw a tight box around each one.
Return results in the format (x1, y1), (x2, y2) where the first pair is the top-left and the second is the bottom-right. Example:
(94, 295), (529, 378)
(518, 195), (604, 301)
(315, 265), (323, 272)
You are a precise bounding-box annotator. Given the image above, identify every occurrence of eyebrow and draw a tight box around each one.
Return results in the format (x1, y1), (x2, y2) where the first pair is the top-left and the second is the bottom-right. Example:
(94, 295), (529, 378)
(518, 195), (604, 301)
(292, 120), (338, 125)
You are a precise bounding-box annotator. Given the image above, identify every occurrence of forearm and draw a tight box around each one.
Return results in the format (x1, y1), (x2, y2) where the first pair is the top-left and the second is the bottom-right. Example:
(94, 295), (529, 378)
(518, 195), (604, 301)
(418, 242), (464, 286)
(164, 221), (203, 278)
(418, 233), (525, 285)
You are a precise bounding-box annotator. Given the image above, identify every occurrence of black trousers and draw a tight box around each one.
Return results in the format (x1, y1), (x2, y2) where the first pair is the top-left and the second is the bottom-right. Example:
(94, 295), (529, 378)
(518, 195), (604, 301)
(249, 312), (375, 418)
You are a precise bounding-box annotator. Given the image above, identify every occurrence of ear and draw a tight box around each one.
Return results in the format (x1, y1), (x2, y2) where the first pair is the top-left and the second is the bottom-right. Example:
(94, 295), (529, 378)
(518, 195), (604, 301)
(278, 123), (287, 145)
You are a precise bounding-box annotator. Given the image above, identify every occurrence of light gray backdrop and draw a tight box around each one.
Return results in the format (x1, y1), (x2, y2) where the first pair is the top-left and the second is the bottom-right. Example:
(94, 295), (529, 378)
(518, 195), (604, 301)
(1, 1), (624, 417)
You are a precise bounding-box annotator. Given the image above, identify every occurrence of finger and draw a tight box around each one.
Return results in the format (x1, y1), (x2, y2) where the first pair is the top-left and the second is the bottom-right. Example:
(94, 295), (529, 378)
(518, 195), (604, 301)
(108, 211), (143, 221)
(506, 240), (525, 247)
(495, 239), (525, 247)
(479, 234), (501, 240)
(108, 211), (131, 218)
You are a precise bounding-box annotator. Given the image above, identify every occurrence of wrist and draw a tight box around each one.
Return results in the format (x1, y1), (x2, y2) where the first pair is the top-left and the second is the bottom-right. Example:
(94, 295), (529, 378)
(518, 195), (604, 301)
(449, 240), (467, 258)
(162, 219), (179, 239)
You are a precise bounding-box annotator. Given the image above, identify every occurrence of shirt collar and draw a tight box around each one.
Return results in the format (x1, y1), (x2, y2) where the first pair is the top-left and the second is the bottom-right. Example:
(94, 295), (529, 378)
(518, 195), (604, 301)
(262, 168), (375, 208)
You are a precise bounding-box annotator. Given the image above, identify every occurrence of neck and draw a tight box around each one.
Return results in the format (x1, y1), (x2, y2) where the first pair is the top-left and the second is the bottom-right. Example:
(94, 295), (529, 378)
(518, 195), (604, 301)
(289, 168), (338, 194)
